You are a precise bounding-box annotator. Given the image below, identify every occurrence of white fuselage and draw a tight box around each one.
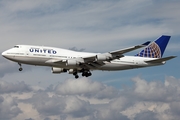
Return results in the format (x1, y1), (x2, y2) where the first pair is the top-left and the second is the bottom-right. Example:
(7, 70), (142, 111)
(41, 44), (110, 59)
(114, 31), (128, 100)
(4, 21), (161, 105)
(2, 45), (164, 71)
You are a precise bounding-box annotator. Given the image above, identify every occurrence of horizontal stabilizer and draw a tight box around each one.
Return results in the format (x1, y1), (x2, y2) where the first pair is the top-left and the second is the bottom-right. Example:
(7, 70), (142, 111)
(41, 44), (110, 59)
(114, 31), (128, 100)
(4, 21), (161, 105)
(145, 56), (177, 63)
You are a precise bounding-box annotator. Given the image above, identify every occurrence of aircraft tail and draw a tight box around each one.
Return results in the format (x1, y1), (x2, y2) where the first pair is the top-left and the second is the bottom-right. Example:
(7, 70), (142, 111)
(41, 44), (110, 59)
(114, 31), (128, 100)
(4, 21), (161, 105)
(135, 35), (171, 58)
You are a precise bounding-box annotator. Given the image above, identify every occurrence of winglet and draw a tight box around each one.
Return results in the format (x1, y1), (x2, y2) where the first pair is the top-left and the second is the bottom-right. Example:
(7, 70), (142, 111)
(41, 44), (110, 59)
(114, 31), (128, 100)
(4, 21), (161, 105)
(142, 41), (151, 46)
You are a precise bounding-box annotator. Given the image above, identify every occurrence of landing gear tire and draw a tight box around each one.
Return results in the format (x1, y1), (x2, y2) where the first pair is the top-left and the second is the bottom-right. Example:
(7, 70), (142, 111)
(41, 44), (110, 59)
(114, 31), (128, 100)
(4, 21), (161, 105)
(19, 68), (23, 71)
(75, 75), (79, 79)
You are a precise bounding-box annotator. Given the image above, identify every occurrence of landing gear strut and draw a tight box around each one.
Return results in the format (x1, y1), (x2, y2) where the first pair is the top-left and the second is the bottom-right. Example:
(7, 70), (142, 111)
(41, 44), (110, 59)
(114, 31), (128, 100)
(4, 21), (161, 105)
(18, 63), (23, 71)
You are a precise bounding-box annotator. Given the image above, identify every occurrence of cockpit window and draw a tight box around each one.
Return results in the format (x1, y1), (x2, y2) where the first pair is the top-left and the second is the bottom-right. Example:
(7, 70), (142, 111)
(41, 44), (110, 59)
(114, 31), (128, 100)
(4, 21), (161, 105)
(14, 46), (19, 48)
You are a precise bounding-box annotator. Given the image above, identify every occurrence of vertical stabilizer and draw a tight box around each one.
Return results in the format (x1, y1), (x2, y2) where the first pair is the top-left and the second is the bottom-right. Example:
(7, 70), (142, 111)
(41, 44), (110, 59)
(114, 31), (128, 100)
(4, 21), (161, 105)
(136, 35), (170, 58)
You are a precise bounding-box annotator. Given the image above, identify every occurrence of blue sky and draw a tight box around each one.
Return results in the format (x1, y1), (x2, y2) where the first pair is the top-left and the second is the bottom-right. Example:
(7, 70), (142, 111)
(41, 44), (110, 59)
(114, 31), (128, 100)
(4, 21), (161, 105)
(0, 0), (180, 120)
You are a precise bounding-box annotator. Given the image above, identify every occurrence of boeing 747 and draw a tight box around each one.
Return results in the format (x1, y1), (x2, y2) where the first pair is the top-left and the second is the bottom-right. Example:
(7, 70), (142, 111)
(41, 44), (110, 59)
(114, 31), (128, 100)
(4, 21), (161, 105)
(2, 35), (176, 78)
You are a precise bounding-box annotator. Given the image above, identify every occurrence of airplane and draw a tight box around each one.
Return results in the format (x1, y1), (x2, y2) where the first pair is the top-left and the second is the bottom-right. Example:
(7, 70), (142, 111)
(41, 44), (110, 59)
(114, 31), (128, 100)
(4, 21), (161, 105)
(2, 35), (176, 79)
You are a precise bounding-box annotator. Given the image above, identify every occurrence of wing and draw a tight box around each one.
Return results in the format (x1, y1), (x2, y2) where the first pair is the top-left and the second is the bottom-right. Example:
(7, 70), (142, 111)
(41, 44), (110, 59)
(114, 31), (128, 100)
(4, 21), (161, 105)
(79, 41), (151, 69)
(83, 41), (151, 62)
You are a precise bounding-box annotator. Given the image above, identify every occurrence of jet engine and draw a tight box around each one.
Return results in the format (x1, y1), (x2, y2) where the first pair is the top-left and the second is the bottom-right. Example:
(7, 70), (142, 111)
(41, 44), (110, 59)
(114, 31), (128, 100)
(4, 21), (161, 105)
(96, 53), (113, 61)
(51, 67), (67, 73)
(66, 59), (79, 66)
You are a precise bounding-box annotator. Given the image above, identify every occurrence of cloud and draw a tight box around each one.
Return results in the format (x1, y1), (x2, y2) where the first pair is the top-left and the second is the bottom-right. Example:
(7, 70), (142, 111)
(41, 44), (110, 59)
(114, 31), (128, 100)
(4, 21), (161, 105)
(134, 110), (158, 120)
(96, 109), (129, 120)
(54, 78), (118, 99)
(129, 76), (180, 102)
(0, 76), (180, 120)
(0, 95), (22, 120)
(22, 91), (94, 119)
(0, 81), (32, 94)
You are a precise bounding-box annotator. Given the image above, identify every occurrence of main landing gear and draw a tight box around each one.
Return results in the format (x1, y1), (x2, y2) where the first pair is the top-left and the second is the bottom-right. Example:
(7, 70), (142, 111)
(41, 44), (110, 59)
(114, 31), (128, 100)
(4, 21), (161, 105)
(82, 71), (92, 77)
(18, 63), (23, 71)
(73, 69), (92, 79)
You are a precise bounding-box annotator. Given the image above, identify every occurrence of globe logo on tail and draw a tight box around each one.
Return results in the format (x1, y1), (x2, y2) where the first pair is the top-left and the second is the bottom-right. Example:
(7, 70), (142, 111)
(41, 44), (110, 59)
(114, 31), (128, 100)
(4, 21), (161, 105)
(136, 42), (161, 58)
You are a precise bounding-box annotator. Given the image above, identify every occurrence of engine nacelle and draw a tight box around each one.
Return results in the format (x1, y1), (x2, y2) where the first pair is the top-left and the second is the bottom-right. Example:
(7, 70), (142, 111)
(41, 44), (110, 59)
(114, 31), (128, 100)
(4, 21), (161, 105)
(51, 67), (67, 74)
(66, 59), (79, 66)
(96, 53), (113, 61)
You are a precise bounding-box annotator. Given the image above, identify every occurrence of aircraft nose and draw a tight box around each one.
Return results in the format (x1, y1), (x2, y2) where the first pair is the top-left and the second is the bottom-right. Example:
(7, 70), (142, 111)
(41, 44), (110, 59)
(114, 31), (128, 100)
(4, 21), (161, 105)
(2, 51), (5, 56)
(2, 51), (7, 57)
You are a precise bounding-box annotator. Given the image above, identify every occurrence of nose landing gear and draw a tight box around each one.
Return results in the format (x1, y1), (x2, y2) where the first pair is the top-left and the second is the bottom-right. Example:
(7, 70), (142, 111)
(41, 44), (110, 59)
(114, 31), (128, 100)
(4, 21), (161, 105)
(18, 63), (23, 71)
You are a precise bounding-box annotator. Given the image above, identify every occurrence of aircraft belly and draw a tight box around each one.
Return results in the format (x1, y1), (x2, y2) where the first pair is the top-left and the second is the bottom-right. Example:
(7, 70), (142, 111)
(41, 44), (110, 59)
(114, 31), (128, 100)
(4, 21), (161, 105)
(98, 62), (135, 71)
(11, 56), (81, 68)
(10, 56), (49, 66)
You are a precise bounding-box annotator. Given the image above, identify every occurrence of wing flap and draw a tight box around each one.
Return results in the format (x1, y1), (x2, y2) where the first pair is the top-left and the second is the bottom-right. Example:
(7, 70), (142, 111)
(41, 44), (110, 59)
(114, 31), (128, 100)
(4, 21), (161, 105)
(145, 56), (177, 63)
(79, 61), (104, 69)
(83, 55), (96, 62)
